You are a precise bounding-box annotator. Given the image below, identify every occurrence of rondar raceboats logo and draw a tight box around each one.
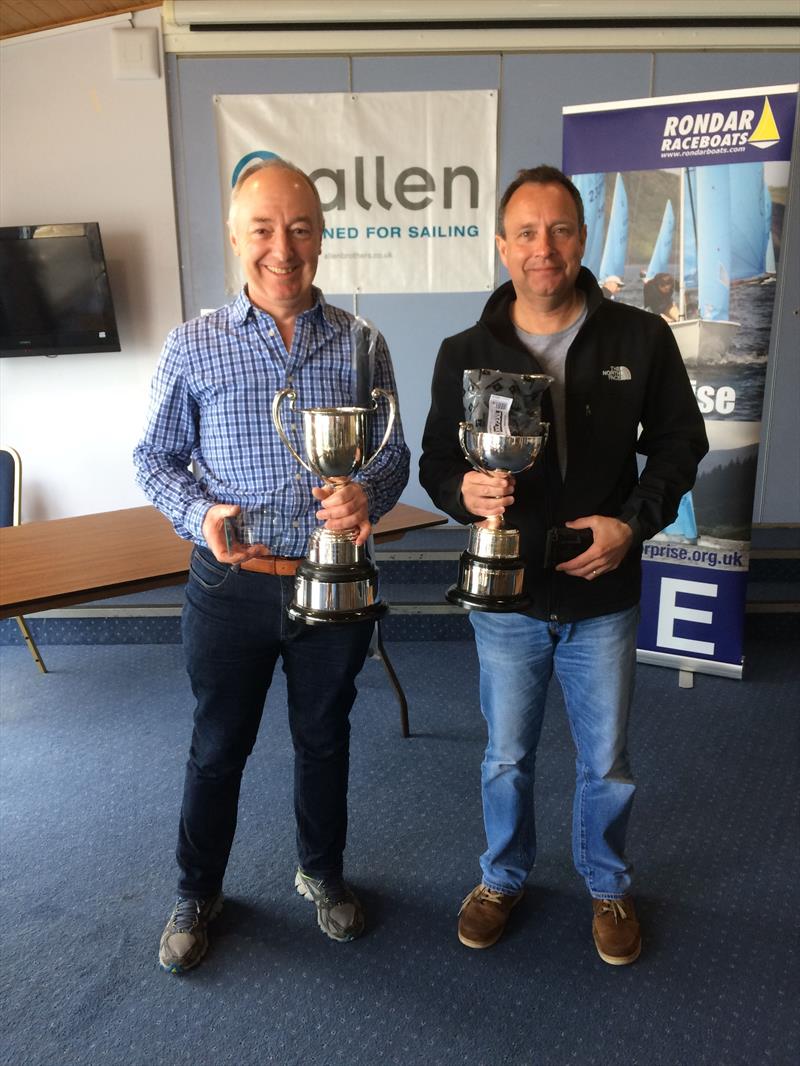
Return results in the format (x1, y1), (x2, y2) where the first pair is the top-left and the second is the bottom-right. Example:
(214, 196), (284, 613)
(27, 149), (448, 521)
(660, 95), (782, 161)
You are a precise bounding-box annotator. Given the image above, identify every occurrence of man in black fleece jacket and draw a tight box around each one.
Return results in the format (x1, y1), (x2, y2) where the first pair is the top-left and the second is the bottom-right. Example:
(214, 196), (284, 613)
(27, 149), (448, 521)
(420, 166), (707, 964)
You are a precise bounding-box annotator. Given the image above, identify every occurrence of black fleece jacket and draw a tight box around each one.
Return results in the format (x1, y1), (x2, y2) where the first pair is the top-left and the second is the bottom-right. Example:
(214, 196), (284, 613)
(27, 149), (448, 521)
(419, 268), (709, 622)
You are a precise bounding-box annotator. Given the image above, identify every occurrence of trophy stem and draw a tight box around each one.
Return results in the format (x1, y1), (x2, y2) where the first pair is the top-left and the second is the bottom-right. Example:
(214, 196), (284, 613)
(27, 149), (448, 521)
(319, 478), (358, 541)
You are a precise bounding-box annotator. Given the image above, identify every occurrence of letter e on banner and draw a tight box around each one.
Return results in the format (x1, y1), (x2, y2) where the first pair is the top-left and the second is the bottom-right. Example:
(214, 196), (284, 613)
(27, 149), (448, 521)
(656, 577), (717, 655)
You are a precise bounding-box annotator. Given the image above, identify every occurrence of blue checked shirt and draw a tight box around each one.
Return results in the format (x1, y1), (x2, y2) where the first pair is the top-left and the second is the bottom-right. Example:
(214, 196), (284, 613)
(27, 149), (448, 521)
(133, 289), (410, 555)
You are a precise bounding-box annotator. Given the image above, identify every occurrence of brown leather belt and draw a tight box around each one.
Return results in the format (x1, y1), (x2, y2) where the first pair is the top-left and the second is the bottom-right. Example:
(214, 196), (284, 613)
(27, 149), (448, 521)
(240, 556), (303, 576)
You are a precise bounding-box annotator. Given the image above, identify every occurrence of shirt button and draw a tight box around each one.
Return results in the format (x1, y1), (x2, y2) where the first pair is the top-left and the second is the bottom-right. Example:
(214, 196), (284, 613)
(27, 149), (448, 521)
(295, 473), (302, 480)
(292, 521), (299, 528)
(268, 329), (275, 338)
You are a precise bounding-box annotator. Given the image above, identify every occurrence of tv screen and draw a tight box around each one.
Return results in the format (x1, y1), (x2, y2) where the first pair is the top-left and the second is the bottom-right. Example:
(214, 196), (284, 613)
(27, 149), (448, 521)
(0, 222), (120, 357)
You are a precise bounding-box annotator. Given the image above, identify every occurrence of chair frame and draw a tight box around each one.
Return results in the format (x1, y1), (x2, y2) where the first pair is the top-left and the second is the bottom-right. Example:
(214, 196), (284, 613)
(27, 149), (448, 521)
(1, 446), (47, 673)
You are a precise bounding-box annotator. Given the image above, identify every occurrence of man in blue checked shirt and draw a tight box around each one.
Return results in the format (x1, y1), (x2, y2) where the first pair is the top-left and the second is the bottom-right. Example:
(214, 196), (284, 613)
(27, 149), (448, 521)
(134, 158), (409, 975)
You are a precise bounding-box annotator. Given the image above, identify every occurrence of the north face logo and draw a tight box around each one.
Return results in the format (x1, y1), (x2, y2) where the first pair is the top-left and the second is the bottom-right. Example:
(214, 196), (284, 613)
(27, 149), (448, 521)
(602, 366), (632, 381)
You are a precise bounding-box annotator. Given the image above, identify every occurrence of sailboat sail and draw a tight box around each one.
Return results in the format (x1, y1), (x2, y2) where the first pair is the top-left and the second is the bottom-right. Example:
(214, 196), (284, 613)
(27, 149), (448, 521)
(748, 96), (781, 150)
(660, 491), (698, 544)
(762, 179), (776, 274)
(682, 168), (698, 290)
(645, 200), (675, 280)
(598, 173), (628, 283)
(765, 228), (776, 274)
(696, 165), (731, 322)
(730, 163), (767, 281)
(573, 172), (605, 277)
(671, 164), (739, 363)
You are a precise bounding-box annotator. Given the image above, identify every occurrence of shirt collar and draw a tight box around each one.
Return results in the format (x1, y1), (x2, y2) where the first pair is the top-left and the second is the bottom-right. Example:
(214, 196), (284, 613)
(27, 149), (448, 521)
(231, 286), (337, 337)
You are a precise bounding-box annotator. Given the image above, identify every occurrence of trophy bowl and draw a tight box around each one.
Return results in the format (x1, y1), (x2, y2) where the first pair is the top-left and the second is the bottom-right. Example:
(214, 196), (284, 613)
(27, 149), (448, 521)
(299, 406), (371, 481)
(460, 424), (547, 476)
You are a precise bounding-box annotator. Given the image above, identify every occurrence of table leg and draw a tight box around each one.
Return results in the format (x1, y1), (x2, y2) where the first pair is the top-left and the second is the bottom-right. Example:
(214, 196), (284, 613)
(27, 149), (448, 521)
(370, 620), (410, 738)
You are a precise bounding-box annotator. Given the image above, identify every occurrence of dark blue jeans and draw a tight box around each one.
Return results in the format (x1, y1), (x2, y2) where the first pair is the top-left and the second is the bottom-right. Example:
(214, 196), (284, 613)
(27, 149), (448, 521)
(176, 548), (374, 898)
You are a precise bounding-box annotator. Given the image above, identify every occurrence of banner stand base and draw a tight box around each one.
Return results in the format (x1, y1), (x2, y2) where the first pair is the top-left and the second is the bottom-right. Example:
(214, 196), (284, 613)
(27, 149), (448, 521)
(636, 649), (743, 681)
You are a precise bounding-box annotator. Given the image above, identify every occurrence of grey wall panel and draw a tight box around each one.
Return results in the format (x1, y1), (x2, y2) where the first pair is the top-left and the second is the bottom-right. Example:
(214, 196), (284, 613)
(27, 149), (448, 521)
(755, 98), (800, 523)
(352, 53), (500, 91)
(652, 52), (800, 98)
(358, 292), (489, 508)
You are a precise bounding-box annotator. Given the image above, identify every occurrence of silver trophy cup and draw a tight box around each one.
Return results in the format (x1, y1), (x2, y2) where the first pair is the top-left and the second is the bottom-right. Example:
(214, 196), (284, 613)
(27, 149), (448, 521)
(272, 387), (396, 624)
(446, 421), (549, 612)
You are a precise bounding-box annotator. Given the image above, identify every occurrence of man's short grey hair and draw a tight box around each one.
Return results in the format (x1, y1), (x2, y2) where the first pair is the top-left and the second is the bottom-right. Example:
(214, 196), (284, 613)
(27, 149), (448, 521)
(227, 157), (324, 231)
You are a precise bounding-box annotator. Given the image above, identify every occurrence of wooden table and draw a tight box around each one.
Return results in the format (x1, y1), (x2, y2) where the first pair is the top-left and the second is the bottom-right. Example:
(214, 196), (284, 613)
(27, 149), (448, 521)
(0, 502), (447, 736)
(0, 502), (446, 619)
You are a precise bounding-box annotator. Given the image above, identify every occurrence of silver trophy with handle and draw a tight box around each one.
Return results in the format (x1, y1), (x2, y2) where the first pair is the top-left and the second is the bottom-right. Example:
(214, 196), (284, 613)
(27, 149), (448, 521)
(447, 369), (552, 612)
(271, 322), (396, 624)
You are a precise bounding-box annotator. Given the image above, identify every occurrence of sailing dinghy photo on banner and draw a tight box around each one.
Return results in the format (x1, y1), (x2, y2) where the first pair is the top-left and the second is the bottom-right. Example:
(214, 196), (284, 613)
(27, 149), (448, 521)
(563, 84), (798, 679)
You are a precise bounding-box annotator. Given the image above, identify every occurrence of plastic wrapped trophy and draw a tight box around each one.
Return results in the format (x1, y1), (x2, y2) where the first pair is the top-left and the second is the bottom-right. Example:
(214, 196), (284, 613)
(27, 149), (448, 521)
(271, 319), (396, 624)
(447, 369), (553, 612)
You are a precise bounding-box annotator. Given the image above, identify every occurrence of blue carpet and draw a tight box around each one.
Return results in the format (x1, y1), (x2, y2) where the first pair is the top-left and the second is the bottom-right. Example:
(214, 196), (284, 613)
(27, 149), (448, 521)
(1, 633), (798, 1066)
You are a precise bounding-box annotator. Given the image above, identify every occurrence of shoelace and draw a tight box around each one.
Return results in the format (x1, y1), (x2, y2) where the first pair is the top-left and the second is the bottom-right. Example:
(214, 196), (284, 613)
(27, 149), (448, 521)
(459, 886), (507, 913)
(324, 882), (349, 906)
(306, 875), (347, 906)
(169, 897), (202, 932)
(596, 899), (629, 923)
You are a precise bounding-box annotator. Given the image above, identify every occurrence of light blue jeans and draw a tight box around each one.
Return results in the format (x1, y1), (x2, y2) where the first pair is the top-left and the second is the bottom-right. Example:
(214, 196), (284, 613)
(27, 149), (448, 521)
(470, 606), (639, 900)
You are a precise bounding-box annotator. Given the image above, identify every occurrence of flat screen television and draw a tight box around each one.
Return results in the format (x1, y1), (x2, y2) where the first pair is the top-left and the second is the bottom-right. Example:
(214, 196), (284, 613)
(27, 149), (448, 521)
(0, 222), (120, 357)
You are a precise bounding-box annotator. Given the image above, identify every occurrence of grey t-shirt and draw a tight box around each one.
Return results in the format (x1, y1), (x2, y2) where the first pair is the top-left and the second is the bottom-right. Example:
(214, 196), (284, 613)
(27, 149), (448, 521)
(515, 299), (587, 479)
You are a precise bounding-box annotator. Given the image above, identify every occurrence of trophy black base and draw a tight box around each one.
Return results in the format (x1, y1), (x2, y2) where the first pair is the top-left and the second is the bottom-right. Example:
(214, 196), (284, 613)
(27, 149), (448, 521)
(287, 601), (388, 625)
(288, 560), (388, 625)
(446, 551), (530, 613)
(446, 584), (531, 613)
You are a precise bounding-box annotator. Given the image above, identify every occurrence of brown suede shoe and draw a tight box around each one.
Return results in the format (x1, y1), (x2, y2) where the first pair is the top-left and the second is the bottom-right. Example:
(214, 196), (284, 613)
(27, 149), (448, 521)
(592, 896), (641, 965)
(457, 883), (524, 948)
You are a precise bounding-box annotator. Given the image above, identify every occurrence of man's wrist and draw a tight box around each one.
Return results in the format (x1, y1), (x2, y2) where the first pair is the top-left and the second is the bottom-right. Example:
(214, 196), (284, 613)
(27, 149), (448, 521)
(620, 514), (641, 546)
(354, 477), (375, 520)
(188, 499), (214, 541)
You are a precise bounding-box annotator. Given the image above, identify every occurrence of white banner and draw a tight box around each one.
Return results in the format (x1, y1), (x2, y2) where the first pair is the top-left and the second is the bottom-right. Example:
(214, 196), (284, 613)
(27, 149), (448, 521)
(214, 90), (497, 295)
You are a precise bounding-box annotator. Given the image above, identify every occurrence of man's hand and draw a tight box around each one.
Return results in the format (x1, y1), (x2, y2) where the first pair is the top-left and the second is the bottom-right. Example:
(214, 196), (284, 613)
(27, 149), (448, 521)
(556, 515), (634, 581)
(201, 503), (270, 564)
(313, 482), (372, 546)
(460, 470), (515, 519)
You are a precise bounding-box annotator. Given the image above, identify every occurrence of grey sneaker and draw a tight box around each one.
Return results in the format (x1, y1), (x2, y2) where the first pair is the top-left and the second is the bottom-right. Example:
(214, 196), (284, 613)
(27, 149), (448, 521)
(294, 868), (364, 942)
(158, 893), (223, 974)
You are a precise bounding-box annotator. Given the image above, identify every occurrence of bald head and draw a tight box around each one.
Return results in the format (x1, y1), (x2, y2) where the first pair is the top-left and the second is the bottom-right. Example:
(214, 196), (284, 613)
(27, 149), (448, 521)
(228, 158), (324, 232)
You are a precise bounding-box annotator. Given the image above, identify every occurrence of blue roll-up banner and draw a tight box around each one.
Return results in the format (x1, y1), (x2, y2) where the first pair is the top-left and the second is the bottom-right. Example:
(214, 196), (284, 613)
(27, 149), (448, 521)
(563, 84), (798, 679)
